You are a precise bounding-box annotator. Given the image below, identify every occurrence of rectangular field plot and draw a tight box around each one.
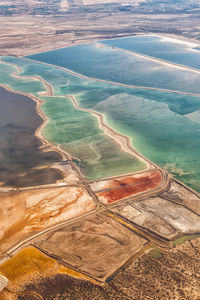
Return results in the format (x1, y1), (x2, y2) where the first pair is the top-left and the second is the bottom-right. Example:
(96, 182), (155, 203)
(112, 181), (200, 240)
(113, 204), (178, 239)
(33, 212), (146, 282)
(91, 171), (162, 204)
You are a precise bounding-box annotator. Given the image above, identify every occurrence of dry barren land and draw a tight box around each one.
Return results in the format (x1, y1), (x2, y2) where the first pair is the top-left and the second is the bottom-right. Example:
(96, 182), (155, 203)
(0, 3), (200, 299)
(0, 12), (200, 57)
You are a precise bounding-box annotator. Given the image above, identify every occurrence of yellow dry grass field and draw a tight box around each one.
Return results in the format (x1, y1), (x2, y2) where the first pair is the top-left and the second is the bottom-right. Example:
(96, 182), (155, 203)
(0, 247), (57, 283)
(0, 246), (92, 299)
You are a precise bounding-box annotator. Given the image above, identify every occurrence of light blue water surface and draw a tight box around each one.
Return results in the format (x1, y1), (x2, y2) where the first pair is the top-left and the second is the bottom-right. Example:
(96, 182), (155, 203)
(100, 35), (200, 70)
(26, 43), (200, 94)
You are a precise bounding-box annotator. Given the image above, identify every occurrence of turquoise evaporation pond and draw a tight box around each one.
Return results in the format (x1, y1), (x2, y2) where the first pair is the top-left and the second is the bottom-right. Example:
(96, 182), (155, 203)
(0, 57), (146, 180)
(0, 62), (45, 94)
(100, 35), (200, 70)
(26, 42), (200, 94)
(77, 91), (200, 192)
(2, 56), (84, 95)
(1, 56), (200, 192)
(40, 96), (145, 180)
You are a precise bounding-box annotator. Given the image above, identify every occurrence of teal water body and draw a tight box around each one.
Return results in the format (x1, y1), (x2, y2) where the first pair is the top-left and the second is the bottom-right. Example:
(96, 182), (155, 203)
(1, 36), (200, 192)
(73, 85), (200, 192)
(88, 92), (200, 192)
(100, 35), (200, 70)
(41, 96), (144, 179)
(0, 62), (45, 95)
(26, 43), (200, 94)
(2, 56), (83, 95)
(0, 58), (145, 180)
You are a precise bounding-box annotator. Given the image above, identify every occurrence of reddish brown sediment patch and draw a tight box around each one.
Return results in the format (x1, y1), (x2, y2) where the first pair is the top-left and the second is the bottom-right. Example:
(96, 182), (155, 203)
(96, 171), (162, 204)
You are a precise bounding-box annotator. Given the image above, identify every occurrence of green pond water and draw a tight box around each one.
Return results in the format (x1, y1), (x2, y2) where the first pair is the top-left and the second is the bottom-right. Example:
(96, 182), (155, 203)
(1, 47), (200, 191)
(0, 59), (145, 180)
(0, 62), (45, 95)
(91, 93), (200, 192)
(41, 96), (144, 179)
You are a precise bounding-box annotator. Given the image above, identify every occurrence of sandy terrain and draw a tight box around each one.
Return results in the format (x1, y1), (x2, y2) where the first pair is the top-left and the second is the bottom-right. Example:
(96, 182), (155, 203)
(33, 212), (146, 282)
(51, 163), (80, 184)
(0, 12), (199, 57)
(0, 186), (96, 252)
(137, 197), (200, 234)
(83, 0), (144, 4)
(117, 205), (177, 239)
(111, 180), (200, 239)
(1, 237), (199, 299)
(160, 180), (200, 214)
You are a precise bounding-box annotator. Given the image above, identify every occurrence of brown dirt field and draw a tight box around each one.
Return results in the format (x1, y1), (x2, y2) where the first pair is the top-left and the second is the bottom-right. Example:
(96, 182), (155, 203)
(0, 13), (199, 57)
(5, 237), (200, 300)
(33, 212), (146, 282)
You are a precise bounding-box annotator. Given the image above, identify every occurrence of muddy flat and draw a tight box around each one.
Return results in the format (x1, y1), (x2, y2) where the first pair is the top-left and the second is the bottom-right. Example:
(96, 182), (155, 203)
(0, 86), (63, 187)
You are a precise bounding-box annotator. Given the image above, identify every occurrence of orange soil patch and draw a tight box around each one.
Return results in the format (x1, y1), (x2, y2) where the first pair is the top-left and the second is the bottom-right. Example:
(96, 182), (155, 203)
(0, 247), (57, 284)
(0, 186), (95, 252)
(0, 246), (92, 299)
(96, 171), (162, 204)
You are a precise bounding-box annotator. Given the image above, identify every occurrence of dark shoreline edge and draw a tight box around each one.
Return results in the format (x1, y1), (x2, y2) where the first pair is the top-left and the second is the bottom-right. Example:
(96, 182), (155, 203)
(0, 85), (63, 188)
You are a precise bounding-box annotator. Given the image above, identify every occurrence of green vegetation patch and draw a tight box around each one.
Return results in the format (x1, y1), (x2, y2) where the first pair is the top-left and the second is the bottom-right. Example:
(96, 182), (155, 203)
(173, 234), (200, 246)
(149, 247), (163, 259)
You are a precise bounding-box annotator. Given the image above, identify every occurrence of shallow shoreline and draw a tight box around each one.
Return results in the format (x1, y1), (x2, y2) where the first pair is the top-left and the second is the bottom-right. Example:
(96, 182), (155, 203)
(0, 61), (62, 154)
(67, 95), (152, 170)
(1, 60), (53, 97)
(23, 33), (200, 57)
(0, 63), (73, 189)
(0, 59), (156, 186)
(1, 57), (200, 194)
